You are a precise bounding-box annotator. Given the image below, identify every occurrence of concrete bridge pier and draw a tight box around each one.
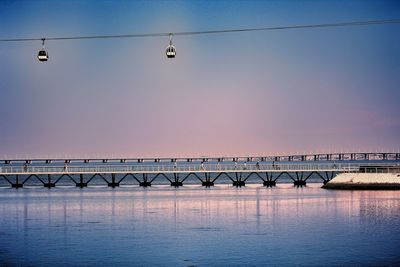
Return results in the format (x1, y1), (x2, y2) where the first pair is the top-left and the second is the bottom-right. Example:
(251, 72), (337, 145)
(202, 181), (214, 186)
(171, 173), (183, 187)
(11, 175), (23, 188)
(293, 172), (306, 187)
(233, 180), (245, 186)
(232, 173), (245, 187)
(76, 174), (88, 188)
(44, 174), (55, 188)
(108, 182), (120, 187)
(202, 173), (214, 187)
(108, 173), (120, 187)
(171, 181), (183, 187)
(139, 181), (152, 187)
(263, 172), (276, 187)
(139, 174), (151, 187)
(293, 180), (307, 186)
(263, 180), (276, 187)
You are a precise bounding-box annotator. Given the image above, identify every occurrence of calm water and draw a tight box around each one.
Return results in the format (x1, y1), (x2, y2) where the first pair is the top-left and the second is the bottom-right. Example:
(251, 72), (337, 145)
(1, 184), (400, 266)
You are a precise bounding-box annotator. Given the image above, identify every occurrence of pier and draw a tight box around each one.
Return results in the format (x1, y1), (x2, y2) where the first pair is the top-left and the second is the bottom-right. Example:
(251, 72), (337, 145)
(1, 152), (399, 188)
(1, 152), (399, 165)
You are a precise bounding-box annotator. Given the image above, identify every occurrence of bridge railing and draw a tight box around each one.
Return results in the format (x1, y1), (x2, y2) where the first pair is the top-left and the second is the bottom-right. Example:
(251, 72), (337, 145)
(0, 162), (395, 175)
(1, 152), (399, 165)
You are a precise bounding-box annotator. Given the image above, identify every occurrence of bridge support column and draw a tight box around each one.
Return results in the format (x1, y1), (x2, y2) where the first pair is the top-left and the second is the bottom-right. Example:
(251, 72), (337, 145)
(171, 173), (182, 187)
(140, 181), (152, 187)
(263, 172), (276, 187)
(139, 174), (151, 187)
(233, 180), (245, 186)
(76, 174), (88, 188)
(233, 172), (245, 186)
(108, 173), (119, 187)
(202, 181), (214, 187)
(171, 181), (183, 187)
(294, 172), (306, 187)
(202, 173), (214, 187)
(44, 174), (55, 188)
(263, 180), (276, 187)
(11, 175), (23, 188)
(294, 180), (306, 186)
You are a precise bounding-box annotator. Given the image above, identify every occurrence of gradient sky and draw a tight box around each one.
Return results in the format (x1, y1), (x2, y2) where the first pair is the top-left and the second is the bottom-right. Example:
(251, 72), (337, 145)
(0, 0), (399, 158)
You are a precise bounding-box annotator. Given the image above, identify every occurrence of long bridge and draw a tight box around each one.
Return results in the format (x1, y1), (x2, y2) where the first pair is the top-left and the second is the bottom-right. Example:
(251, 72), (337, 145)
(1, 152), (400, 164)
(1, 152), (399, 188)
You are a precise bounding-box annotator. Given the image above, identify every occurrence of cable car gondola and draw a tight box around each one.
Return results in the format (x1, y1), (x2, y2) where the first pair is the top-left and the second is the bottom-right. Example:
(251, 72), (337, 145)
(37, 38), (48, 62)
(165, 34), (176, 58)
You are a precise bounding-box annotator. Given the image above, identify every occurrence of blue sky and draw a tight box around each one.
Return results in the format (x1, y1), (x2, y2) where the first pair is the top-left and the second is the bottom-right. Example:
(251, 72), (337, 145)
(0, 0), (399, 158)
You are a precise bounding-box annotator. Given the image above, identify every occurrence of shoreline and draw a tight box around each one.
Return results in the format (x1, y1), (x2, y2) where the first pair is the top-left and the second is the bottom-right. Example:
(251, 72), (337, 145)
(322, 183), (400, 190)
(322, 173), (400, 190)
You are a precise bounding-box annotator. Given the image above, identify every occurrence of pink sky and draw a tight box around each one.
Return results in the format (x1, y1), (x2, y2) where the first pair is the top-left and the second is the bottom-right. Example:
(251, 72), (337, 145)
(0, 1), (399, 158)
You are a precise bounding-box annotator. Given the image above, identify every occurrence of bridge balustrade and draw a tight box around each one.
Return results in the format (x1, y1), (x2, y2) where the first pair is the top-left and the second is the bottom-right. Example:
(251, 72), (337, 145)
(0, 162), (392, 175)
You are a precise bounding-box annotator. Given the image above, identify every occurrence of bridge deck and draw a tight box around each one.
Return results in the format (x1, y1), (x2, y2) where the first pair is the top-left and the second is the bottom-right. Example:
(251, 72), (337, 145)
(1, 152), (399, 165)
(1, 162), (398, 176)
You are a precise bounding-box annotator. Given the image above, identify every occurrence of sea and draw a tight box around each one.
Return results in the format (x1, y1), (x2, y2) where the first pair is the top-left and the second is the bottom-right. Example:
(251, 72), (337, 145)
(1, 183), (399, 266)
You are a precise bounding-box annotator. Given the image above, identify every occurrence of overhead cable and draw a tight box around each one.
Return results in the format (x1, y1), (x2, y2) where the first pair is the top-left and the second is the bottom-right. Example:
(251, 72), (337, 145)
(0, 19), (399, 42)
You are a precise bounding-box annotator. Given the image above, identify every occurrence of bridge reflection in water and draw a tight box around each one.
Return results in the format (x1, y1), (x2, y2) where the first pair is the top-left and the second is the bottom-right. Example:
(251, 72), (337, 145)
(1, 154), (399, 188)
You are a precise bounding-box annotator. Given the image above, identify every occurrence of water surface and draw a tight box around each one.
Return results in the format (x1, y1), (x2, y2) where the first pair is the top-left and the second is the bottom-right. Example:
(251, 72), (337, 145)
(1, 184), (399, 266)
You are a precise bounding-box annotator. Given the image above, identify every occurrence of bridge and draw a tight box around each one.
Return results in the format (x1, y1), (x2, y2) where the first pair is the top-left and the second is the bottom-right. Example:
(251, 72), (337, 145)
(1, 152), (400, 165)
(1, 152), (399, 188)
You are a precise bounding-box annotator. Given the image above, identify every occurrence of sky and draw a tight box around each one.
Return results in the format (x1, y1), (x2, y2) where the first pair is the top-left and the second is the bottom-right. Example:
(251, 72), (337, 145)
(0, 0), (399, 158)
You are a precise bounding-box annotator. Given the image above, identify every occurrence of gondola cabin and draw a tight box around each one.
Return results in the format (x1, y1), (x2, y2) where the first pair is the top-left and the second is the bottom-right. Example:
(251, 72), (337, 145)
(37, 50), (48, 61)
(166, 44), (176, 58)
